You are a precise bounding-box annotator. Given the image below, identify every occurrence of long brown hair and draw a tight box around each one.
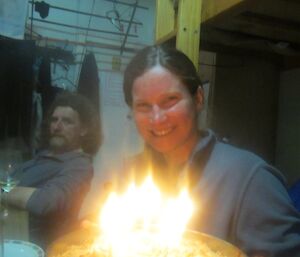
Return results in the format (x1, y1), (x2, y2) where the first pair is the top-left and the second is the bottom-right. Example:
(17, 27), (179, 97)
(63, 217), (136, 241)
(123, 45), (202, 107)
(40, 92), (101, 155)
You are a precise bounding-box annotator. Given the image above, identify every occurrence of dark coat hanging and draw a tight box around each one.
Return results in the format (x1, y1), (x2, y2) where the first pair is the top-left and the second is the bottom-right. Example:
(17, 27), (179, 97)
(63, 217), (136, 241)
(0, 39), (35, 144)
(77, 52), (100, 112)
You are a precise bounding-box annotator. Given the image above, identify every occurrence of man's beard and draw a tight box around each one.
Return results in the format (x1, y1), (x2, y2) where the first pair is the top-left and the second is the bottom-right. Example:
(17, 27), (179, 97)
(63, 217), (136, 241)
(49, 135), (68, 153)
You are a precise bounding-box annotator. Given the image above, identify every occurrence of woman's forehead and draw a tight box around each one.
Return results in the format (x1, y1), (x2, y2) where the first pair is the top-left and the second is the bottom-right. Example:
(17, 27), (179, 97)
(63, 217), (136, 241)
(134, 66), (180, 86)
(132, 67), (190, 100)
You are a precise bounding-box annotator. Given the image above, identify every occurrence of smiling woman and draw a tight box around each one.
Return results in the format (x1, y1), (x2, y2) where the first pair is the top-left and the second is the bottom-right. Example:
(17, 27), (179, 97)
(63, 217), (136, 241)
(120, 45), (300, 257)
(132, 65), (202, 163)
(124, 45), (204, 170)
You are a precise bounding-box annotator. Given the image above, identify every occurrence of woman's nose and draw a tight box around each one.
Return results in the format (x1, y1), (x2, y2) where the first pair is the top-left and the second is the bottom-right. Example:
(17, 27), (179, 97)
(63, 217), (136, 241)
(149, 105), (166, 123)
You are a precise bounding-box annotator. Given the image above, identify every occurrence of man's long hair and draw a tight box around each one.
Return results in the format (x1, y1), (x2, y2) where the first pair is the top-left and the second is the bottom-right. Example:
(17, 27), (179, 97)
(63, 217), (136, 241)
(40, 92), (101, 155)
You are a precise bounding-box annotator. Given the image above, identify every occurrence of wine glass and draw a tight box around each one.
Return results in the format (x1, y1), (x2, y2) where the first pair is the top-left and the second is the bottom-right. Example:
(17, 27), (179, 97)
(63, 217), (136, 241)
(0, 149), (22, 257)
(0, 150), (23, 218)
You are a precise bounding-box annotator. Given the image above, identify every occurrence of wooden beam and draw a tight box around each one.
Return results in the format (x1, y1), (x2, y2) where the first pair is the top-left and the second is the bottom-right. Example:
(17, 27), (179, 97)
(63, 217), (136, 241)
(176, 0), (202, 70)
(249, 0), (300, 21)
(200, 28), (284, 62)
(202, 0), (246, 23)
(225, 14), (300, 45)
(201, 0), (300, 45)
(155, 0), (176, 43)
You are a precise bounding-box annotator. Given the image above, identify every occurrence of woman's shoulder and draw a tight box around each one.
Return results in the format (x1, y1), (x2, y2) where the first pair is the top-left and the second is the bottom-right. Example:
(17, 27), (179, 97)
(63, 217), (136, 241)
(208, 140), (286, 185)
(217, 141), (262, 163)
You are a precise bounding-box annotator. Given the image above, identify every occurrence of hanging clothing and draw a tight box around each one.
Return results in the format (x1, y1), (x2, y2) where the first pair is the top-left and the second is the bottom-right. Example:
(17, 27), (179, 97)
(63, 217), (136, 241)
(32, 54), (64, 153)
(77, 52), (100, 112)
(37, 54), (58, 116)
(31, 90), (43, 154)
(0, 39), (35, 145)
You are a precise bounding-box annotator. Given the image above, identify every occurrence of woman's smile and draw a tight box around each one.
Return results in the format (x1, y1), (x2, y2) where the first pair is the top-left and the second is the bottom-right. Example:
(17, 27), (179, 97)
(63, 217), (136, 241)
(150, 127), (174, 137)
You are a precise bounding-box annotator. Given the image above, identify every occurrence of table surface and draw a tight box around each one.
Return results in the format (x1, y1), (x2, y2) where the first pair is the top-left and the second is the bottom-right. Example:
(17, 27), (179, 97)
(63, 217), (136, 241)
(1, 205), (29, 241)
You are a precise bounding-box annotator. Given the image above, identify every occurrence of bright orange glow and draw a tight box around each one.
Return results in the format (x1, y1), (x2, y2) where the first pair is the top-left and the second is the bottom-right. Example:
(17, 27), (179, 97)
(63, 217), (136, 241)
(94, 175), (194, 257)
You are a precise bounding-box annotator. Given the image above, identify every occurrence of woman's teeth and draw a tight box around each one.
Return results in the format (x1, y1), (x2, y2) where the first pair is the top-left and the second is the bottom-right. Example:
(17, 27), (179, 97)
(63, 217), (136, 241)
(152, 128), (173, 136)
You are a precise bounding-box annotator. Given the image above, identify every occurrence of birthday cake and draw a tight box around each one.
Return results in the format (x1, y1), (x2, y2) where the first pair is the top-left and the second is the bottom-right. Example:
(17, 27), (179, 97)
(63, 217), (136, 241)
(48, 229), (246, 257)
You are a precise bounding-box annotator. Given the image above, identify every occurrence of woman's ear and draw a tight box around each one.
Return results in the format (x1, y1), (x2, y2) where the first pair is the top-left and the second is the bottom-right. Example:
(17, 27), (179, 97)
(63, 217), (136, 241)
(194, 86), (204, 112)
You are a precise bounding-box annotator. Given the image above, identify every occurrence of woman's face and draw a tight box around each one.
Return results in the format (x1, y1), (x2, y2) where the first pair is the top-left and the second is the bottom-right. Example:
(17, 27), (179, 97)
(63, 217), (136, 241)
(132, 66), (203, 156)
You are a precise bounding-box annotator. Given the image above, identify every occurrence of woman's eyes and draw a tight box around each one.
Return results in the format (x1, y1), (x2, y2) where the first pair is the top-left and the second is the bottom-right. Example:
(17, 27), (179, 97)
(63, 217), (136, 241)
(134, 96), (180, 112)
(161, 96), (179, 108)
(134, 103), (151, 112)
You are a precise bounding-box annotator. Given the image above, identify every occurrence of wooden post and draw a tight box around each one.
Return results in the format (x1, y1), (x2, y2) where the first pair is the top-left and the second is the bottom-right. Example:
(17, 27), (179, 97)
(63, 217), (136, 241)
(176, 0), (202, 70)
(155, 0), (176, 44)
(155, 0), (203, 70)
(202, 0), (244, 22)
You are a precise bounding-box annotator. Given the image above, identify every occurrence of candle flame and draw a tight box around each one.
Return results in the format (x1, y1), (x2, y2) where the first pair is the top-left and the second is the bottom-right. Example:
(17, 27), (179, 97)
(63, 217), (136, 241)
(95, 174), (194, 256)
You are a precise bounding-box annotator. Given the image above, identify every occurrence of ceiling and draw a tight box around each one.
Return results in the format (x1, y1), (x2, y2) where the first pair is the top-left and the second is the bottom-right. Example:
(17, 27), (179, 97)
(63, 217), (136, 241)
(200, 0), (300, 58)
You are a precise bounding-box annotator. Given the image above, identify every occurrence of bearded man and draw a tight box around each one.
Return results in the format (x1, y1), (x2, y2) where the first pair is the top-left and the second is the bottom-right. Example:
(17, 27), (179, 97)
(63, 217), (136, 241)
(2, 92), (101, 249)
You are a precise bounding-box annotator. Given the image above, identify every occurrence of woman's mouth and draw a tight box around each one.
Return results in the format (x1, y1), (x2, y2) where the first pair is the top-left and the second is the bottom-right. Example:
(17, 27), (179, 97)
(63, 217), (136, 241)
(151, 127), (173, 137)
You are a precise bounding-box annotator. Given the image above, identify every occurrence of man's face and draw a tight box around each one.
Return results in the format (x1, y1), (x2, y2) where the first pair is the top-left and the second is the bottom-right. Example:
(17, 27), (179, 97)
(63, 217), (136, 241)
(49, 106), (86, 153)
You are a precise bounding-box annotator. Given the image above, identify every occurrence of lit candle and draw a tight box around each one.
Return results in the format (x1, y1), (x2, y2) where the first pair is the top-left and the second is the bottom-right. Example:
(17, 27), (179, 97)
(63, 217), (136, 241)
(93, 175), (194, 257)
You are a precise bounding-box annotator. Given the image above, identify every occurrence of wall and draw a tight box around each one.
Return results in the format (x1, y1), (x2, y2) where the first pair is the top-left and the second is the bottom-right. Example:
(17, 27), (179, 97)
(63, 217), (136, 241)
(198, 50), (217, 129)
(198, 51), (300, 186)
(209, 53), (279, 164)
(27, 0), (155, 82)
(81, 71), (144, 216)
(276, 68), (300, 185)
(24, 0), (156, 216)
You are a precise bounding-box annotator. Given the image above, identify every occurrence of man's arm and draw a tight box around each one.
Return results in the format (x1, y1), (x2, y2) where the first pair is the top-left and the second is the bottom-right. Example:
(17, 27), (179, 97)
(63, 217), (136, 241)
(2, 186), (36, 209)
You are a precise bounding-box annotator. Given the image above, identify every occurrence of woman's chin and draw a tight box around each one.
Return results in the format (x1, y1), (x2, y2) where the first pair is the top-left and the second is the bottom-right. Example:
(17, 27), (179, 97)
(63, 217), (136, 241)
(150, 141), (175, 154)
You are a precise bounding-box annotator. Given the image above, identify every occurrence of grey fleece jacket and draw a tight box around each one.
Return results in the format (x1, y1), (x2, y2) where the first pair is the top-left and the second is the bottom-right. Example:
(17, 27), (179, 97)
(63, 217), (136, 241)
(188, 130), (300, 257)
